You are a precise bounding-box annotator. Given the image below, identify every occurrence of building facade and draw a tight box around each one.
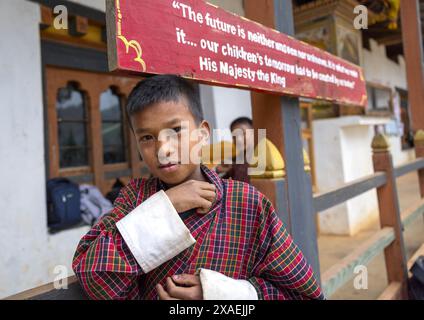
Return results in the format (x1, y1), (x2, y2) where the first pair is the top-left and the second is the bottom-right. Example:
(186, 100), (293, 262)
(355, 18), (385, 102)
(0, 0), (415, 297)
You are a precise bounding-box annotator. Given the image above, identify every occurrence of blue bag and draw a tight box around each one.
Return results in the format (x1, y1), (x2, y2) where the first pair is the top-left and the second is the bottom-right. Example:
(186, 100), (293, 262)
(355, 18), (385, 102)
(47, 178), (81, 231)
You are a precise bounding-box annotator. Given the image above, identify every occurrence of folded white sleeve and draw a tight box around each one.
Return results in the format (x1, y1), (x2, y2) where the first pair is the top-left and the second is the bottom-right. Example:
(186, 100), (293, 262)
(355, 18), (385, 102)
(116, 190), (196, 273)
(197, 269), (258, 300)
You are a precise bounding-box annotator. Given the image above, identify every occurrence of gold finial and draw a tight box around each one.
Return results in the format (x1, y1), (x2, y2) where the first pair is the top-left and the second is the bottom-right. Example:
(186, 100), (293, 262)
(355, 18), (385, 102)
(371, 133), (390, 152)
(201, 140), (235, 169)
(414, 130), (424, 146)
(250, 138), (285, 179)
(303, 149), (311, 172)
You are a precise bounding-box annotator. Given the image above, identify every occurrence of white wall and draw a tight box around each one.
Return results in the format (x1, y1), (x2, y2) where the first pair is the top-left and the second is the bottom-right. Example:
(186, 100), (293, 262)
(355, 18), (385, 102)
(313, 113), (414, 236)
(313, 117), (389, 235)
(362, 39), (414, 166)
(200, 85), (252, 142)
(340, 124), (379, 234)
(207, 0), (244, 16)
(0, 0), (90, 299)
(362, 39), (407, 90)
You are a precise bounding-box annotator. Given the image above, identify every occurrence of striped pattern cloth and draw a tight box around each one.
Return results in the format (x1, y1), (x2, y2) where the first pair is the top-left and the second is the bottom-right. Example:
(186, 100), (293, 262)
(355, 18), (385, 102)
(72, 165), (324, 300)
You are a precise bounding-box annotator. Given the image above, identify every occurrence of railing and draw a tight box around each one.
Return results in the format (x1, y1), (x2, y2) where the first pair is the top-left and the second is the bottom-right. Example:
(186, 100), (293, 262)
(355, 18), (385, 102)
(313, 172), (387, 213)
(316, 130), (424, 299)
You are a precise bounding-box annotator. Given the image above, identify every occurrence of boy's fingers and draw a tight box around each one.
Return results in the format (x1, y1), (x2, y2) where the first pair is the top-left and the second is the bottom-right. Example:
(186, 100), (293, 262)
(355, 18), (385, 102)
(201, 184), (216, 191)
(199, 190), (216, 202)
(194, 181), (216, 191)
(172, 274), (200, 287)
(156, 283), (178, 300)
(166, 277), (196, 300)
(197, 198), (212, 212)
(166, 277), (187, 298)
(192, 195), (212, 208)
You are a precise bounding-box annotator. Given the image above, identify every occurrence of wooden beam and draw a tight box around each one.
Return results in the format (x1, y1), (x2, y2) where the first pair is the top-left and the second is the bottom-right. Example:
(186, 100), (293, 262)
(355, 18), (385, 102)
(394, 157), (424, 178)
(322, 227), (395, 298)
(40, 4), (53, 29)
(372, 134), (408, 298)
(3, 276), (86, 300)
(69, 16), (89, 37)
(85, 88), (105, 193)
(400, 0), (424, 132)
(41, 41), (108, 73)
(376, 34), (403, 46)
(400, 198), (424, 229)
(314, 172), (387, 213)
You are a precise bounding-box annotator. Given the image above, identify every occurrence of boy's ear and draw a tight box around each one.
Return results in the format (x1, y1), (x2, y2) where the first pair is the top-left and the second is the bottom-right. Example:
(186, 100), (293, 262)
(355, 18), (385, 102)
(198, 120), (211, 145)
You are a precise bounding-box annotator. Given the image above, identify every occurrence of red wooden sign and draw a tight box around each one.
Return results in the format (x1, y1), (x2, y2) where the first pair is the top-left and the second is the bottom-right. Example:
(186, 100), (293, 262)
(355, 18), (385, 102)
(106, 0), (367, 107)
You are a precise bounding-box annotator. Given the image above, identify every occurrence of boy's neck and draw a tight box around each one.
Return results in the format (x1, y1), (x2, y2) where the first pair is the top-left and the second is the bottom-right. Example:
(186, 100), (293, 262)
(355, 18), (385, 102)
(187, 165), (206, 182)
(163, 165), (206, 189)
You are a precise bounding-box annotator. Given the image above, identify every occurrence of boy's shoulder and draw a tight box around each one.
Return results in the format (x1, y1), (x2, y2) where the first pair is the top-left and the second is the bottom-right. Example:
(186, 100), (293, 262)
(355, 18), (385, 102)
(112, 176), (159, 209)
(125, 176), (158, 198)
(221, 178), (273, 211)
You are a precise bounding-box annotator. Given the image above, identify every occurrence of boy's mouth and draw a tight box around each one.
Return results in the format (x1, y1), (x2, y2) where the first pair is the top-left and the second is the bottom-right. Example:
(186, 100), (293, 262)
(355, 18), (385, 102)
(158, 162), (180, 173)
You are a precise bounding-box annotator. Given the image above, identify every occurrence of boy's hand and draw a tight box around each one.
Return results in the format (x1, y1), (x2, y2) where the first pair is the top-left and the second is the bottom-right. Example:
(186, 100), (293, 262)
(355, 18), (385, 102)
(165, 180), (216, 214)
(156, 274), (203, 300)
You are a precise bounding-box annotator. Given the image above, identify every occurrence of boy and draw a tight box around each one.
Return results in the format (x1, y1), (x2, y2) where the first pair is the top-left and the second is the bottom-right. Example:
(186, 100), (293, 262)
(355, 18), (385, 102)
(72, 74), (324, 300)
(216, 117), (254, 183)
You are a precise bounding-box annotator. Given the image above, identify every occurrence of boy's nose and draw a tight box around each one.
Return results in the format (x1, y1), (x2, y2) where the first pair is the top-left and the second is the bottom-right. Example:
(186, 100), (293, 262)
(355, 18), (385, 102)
(156, 139), (178, 162)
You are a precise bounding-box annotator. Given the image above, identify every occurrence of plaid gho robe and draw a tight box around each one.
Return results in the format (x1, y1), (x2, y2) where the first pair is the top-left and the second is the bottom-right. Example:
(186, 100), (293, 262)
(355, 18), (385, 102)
(72, 165), (324, 300)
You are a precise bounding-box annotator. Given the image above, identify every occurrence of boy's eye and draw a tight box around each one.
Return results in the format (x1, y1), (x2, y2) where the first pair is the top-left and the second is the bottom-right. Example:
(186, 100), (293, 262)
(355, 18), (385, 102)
(173, 126), (182, 133)
(139, 135), (154, 142)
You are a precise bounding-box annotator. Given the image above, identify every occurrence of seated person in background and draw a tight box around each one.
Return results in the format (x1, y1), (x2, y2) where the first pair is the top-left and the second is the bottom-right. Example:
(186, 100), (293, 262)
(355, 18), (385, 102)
(72, 74), (324, 300)
(216, 117), (254, 183)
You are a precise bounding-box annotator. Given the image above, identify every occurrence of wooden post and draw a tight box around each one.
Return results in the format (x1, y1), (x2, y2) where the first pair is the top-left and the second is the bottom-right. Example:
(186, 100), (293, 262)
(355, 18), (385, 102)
(400, 0), (424, 132)
(303, 148), (320, 234)
(84, 86), (105, 193)
(40, 5), (53, 30)
(414, 130), (424, 198)
(244, 0), (320, 281)
(371, 133), (408, 298)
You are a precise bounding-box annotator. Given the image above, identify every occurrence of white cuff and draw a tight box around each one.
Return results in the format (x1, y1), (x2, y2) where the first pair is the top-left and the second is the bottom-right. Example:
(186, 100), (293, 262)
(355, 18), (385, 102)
(198, 269), (258, 300)
(116, 190), (196, 273)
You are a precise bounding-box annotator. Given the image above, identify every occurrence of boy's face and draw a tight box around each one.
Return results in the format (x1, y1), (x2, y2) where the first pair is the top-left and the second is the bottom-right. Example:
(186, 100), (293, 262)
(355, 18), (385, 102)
(232, 122), (254, 154)
(131, 98), (210, 186)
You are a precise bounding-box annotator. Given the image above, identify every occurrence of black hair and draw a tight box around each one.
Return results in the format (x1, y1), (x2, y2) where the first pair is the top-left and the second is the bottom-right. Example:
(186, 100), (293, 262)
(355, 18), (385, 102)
(126, 74), (204, 124)
(230, 117), (253, 131)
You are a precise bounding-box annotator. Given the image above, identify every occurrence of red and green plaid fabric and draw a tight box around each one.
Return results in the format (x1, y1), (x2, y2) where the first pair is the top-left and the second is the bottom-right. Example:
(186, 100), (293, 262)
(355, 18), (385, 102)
(72, 165), (324, 300)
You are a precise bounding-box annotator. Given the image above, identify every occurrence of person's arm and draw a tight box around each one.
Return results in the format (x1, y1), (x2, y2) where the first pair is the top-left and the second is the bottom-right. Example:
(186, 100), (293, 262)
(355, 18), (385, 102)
(72, 182), (195, 300)
(248, 194), (323, 300)
(194, 194), (324, 300)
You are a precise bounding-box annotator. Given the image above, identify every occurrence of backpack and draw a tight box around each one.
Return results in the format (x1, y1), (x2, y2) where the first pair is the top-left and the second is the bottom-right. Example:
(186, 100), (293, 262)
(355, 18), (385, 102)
(409, 255), (424, 300)
(46, 178), (82, 231)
